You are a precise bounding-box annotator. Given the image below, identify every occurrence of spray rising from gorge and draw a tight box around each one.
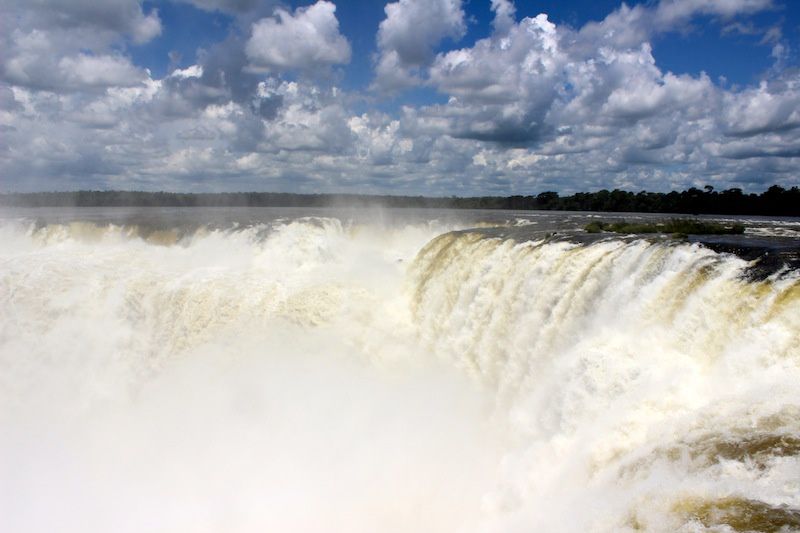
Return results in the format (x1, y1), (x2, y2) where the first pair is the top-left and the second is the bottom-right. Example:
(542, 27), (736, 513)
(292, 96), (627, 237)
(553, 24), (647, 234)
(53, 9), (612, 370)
(1, 209), (799, 532)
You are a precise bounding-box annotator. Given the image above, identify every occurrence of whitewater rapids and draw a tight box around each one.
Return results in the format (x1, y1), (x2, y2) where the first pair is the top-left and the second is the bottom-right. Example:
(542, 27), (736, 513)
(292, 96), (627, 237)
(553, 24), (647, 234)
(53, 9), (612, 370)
(1, 210), (799, 532)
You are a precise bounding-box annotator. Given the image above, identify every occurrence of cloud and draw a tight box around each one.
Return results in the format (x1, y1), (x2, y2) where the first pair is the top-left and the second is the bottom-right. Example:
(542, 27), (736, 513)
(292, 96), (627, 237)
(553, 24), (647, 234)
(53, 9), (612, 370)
(373, 0), (466, 91)
(0, 0), (797, 195)
(427, 12), (563, 143)
(655, 0), (774, 26)
(721, 78), (800, 137)
(150, 31), (274, 119)
(377, 0), (465, 66)
(2, 30), (148, 92)
(404, 0), (796, 191)
(575, 0), (774, 51)
(490, 0), (516, 35)
(0, 0), (159, 94)
(421, 0), (786, 154)
(4, 0), (162, 44)
(177, 0), (262, 15)
(245, 1), (351, 73)
(243, 80), (355, 154)
(59, 55), (148, 89)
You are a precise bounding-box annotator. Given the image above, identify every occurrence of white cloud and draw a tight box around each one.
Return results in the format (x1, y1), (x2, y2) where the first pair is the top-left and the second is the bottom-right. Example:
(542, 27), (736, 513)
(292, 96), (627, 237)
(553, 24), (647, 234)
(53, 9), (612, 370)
(249, 81), (355, 153)
(430, 13), (560, 103)
(427, 12), (564, 142)
(490, 0), (516, 35)
(599, 54), (715, 121)
(5, 0), (162, 44)
(373, 51), (421, 92)
(170, 65), (204, 80)
(655, 0), (774, 26)
(131, 10), (162, 44)
(0, 0), (797, 195)
(3, 30), (147, 91)
(59, 54), (147, 89)
(421, 0), (784, 156)
(402, 0), (796, 191)
(177, 0), (262, 15)
(349, 114), (413, 166)
(576, 0), (775, 51)
(377, 0), (465, 66)
(722, 78), (800, 137)
(0, 0), (158, 93)
(373, 0), (466, 91)
(245, 1), (351, 73)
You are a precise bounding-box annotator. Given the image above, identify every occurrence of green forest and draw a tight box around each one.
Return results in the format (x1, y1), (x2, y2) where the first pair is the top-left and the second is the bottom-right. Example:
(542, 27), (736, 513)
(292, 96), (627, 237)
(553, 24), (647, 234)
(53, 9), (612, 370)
(1, 185), (798, 216)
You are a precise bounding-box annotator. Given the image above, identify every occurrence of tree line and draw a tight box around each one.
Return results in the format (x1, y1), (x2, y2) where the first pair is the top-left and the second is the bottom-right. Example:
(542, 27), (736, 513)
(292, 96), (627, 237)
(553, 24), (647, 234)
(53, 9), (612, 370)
(1, 185), (798, 216)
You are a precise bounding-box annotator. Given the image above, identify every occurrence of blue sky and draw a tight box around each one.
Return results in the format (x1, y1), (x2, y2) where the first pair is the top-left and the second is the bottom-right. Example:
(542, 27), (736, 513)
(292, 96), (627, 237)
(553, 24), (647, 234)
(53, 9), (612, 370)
(1, 0), (799, 194)
(130, 1), (798, 101)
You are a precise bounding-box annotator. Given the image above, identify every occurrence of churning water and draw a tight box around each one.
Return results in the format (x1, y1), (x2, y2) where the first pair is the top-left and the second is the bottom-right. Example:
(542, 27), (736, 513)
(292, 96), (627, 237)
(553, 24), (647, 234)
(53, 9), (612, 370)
(1, 207), (799, 532)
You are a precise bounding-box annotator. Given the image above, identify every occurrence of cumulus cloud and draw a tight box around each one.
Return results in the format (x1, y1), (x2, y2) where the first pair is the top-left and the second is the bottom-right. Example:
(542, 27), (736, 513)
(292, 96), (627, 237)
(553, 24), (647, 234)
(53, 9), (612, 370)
(722, 78), (800, 137)
(238, 80), (355, 154)
(576, 0), (775, 50)
(245, 1), (351, 73)
(427, 13), (563, 143)
(0, 0), (159, 94)
(2, 30), (148, 92)
(378, 0), (465, 66)
(422, 0), (787, 154)
(409, 0), (797, 191)
(490, 0), (516, 35)
(373, 0), (466, 91)
(0, 0), (797, 195)
(59, 55), (148, 89)
(4, 0), (162, 44)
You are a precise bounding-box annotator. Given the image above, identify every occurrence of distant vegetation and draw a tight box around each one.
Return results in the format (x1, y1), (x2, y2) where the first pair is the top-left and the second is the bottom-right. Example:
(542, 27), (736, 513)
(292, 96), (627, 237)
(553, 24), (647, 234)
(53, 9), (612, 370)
(1, 185), (798, 216)
(584, 219), (745, 236)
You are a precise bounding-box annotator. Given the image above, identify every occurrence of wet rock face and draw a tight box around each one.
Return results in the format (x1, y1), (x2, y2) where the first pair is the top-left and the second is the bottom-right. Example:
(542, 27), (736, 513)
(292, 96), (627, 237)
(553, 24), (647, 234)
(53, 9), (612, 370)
(691, 237), (800, 281)
(460, 224), (800, 281)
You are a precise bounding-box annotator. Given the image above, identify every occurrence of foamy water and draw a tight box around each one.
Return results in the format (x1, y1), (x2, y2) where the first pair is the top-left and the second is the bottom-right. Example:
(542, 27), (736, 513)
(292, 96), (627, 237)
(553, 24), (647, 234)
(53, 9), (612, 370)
(1, 210), (798, 532)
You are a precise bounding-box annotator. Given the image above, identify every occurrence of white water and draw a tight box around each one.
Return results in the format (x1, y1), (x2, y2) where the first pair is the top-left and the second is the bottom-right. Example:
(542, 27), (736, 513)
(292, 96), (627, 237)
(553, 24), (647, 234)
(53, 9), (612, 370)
(1, 215), (799, 532)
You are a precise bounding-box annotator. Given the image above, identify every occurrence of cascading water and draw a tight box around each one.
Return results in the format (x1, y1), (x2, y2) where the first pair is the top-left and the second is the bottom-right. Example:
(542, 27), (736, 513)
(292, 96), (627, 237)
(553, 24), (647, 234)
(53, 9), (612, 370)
(1, 211), (798, 532)
(411, 231), (800, 532)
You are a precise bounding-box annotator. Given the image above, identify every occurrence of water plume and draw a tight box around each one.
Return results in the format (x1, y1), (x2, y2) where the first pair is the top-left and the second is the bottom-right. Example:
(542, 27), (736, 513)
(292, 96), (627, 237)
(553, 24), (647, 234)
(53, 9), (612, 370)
(1, 215), (798, 532)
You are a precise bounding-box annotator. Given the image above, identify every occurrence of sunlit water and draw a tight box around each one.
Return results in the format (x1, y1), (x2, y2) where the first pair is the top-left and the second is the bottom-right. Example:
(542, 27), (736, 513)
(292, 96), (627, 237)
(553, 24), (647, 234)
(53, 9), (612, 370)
(1, 207), (799, 532)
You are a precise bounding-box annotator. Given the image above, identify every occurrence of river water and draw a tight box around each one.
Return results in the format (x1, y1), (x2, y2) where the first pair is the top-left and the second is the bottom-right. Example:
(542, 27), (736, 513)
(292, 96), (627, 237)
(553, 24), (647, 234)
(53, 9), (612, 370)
(1, 207), (799, 532)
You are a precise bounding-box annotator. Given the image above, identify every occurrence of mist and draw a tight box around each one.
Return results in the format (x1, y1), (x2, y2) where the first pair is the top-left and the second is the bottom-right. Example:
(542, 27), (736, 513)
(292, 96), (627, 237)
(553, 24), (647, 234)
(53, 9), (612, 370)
(2, 211), (799, 532)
